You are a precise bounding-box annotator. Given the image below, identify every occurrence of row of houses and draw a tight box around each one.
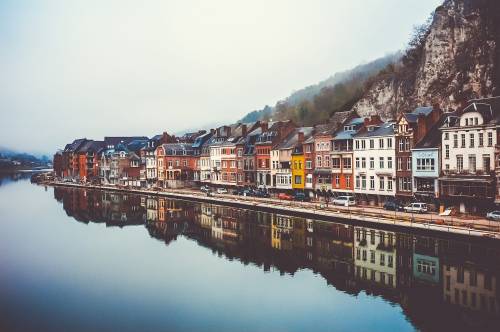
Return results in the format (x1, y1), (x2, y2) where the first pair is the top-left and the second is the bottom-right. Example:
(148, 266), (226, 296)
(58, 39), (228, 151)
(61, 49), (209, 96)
(54, 97), (500, 213)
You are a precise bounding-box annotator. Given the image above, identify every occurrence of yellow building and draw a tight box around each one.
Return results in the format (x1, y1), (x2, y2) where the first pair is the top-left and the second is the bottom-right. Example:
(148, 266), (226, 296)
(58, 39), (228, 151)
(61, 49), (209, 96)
(291, 148), (305, 190)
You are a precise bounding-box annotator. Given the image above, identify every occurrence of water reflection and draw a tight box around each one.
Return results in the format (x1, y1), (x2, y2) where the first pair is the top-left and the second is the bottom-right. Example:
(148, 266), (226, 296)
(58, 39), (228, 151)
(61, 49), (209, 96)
(52, 186), (500, 331)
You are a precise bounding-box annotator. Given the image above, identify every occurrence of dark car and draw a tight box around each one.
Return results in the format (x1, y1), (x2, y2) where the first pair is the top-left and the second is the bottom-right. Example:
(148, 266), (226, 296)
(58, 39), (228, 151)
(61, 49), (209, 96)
(293, 192), (310, 202)
(383, 200), (404, 211)
(254, 190), (270, 198)
(232, 188), (243, 195)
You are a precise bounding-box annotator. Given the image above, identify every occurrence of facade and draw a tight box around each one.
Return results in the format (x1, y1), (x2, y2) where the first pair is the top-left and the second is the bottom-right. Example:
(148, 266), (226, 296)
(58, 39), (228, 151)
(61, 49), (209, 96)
(353, 121), (396, 206)
(255, 121), (296, 188)
(411, 113), (450, 204)
(209, 126), (234, 186)
(192, 131), (213, 183)
(313, 124), (336, 194)
(395, 107), (442, 203)
(161, 143), (197, 188)
(331, 117), (369, 196)
(439, 99), (499, 213)
(290, 130), (313, 191)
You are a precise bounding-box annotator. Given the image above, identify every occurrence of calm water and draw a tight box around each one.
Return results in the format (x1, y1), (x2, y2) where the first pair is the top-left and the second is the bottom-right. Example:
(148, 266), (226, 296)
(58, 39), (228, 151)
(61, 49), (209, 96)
(1, 175), (500, 332)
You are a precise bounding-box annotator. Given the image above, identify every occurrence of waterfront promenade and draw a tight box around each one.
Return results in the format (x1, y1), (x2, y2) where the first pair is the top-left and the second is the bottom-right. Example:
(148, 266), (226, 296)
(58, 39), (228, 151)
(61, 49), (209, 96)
(43, 180), (500, 240)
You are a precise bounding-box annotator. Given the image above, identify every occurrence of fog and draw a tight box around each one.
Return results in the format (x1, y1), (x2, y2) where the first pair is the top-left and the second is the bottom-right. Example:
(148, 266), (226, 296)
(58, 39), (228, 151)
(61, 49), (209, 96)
(0, 0), (441, 154)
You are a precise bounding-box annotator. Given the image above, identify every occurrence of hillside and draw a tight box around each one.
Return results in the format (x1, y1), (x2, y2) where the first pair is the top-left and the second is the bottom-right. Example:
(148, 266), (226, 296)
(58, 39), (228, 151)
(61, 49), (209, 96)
(353, 0), (500, 119)
(239, 52), (401, 124)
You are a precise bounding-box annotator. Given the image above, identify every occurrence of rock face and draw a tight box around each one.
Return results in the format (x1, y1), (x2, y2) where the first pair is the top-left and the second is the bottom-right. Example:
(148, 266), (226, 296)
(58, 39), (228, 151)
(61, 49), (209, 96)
(352, 0), (500, 119)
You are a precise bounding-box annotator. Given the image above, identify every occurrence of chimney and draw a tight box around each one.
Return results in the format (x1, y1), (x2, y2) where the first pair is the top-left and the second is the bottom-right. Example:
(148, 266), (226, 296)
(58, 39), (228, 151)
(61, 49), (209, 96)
(241, 124), (247, 137)
(210, 128), (215, 135)
(370, 115), (382, 124)
(226, 126), (231, 137)
(216, 128), (221, 136)
(261, 122), (268, 132)
(298, 131), (304, 143)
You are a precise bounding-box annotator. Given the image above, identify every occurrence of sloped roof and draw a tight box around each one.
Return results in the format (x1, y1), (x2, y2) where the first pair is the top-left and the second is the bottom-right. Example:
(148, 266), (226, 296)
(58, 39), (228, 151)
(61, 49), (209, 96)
(355, 122), (395, 138)
(415, 113), (452, 149)
(104, 136), (148, 147)
(275, 127), (313, 150)
(403, 106), (434, 123)
(163, 143), (194, 155)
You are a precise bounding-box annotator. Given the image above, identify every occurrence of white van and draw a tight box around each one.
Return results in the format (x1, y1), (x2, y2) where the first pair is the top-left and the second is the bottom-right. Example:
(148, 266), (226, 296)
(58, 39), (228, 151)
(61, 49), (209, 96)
(404, 203), (428, 213)
(332, 196), (356, 206)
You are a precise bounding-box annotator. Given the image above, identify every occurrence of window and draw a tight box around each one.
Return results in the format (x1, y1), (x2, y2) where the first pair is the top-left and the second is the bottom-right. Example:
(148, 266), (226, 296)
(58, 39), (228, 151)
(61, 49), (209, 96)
(387, 157), (393, 169)
(457, 155), (463, 172)
(453, 134), (458, 148)
(355, 157), (360, 169)
(335, 175), (340, 187)
(470, 133), (475, 148)
(479, 133), (484, 147)
(483, 155), (491, 172)
(469, 155), (476, 172)
(343, 157), (351, 169)
(444, 132), (449, 140)
(305, 160), (312, 169)
(387, 177), (393, 190)
(361, 175), (366, 189)
(355, 140), (360, 150)
(379, 176), (385, 190)
(379, 157), (384, 169)
(370, 176), (375, 190)
(332, 158), (340, 169)
(361, 140), (366, 149)
(388, 255), (393, 268)
(399, 138), (404, 152)
(370, 250), (375, 263)
(346, 175), (351, 188)
(445, 145), (449, 159)
(397, 157), (403, 171)
(379, 138), (384, 149)
(417, 158), (435, 171)
(361, 157), (366, 168)
(316, 156), (322, 167)
(488, 132), (493, 146)
(387, 138), (392, 148)
(294, 175), (302, 184)
(369, 157), (374, 169)
(461, 134), (466, 148)
(369, 139), (374, 149)
(398, 177), (412, 191)
(407, 157), (412, 171)
(324, 155), (330, 167)
(380, 253), (385, 266)
(355, 176), (360, 189)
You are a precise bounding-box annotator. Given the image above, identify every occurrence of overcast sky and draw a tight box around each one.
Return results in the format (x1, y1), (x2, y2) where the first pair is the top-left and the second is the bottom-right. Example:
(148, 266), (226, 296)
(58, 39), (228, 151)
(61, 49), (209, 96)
(0, 0), (441, 155)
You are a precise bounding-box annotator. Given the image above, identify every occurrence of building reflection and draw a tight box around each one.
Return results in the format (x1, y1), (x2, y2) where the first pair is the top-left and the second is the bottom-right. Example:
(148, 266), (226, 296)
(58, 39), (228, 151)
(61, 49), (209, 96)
(53, 186), (500, 331)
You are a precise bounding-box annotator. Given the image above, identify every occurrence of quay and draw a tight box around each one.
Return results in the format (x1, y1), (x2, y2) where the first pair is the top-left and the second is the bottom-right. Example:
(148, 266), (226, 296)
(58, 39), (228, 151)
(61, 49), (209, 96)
(43, 181), (500, 240)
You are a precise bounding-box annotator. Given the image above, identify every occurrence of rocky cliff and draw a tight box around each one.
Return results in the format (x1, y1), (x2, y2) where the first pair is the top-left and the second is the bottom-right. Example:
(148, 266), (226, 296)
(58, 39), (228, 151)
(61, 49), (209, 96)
(352, 0), (500, 119)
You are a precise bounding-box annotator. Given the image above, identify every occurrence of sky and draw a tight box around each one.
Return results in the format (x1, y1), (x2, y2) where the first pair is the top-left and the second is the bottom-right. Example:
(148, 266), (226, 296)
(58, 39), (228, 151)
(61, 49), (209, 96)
(0, 0), (442, 155)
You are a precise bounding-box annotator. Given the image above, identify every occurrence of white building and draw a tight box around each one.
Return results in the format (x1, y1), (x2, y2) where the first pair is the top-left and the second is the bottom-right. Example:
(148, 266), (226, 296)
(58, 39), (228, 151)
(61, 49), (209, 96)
(439, 99), (499, 213)
(353, 122), (397, 205)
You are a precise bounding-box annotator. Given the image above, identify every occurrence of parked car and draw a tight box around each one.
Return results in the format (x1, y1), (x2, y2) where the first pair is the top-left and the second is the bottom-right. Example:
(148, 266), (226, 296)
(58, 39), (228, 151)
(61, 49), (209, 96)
(293, 192), (310, 202)
(383, 200), (404, 211)
(200, 185), (210, 193)
(486, 211), (500, 221)
(278, 193), (293, 200)
(216, 188), (228, 194)
(232, 188), (243, 195)
(404, 202), (428, 213)
(254, 190), (270, 198)
(332, 196), (356, 206)
(242, 189), (254, 196)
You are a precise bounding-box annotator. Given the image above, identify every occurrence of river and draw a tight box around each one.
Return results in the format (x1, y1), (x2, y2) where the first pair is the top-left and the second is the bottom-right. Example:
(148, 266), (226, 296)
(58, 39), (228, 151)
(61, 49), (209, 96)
(1, 174), (499, 331)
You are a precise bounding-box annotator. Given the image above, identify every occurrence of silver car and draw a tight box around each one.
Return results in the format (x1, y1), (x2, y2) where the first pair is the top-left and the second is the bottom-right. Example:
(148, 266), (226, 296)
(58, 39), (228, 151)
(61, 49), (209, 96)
(404, 203), (428, 213)
(486, 211), (500, 221)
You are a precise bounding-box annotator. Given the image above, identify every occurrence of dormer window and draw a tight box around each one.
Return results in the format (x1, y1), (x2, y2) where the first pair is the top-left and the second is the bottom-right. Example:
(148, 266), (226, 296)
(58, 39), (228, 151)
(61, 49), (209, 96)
(367, 126), (374, 132)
